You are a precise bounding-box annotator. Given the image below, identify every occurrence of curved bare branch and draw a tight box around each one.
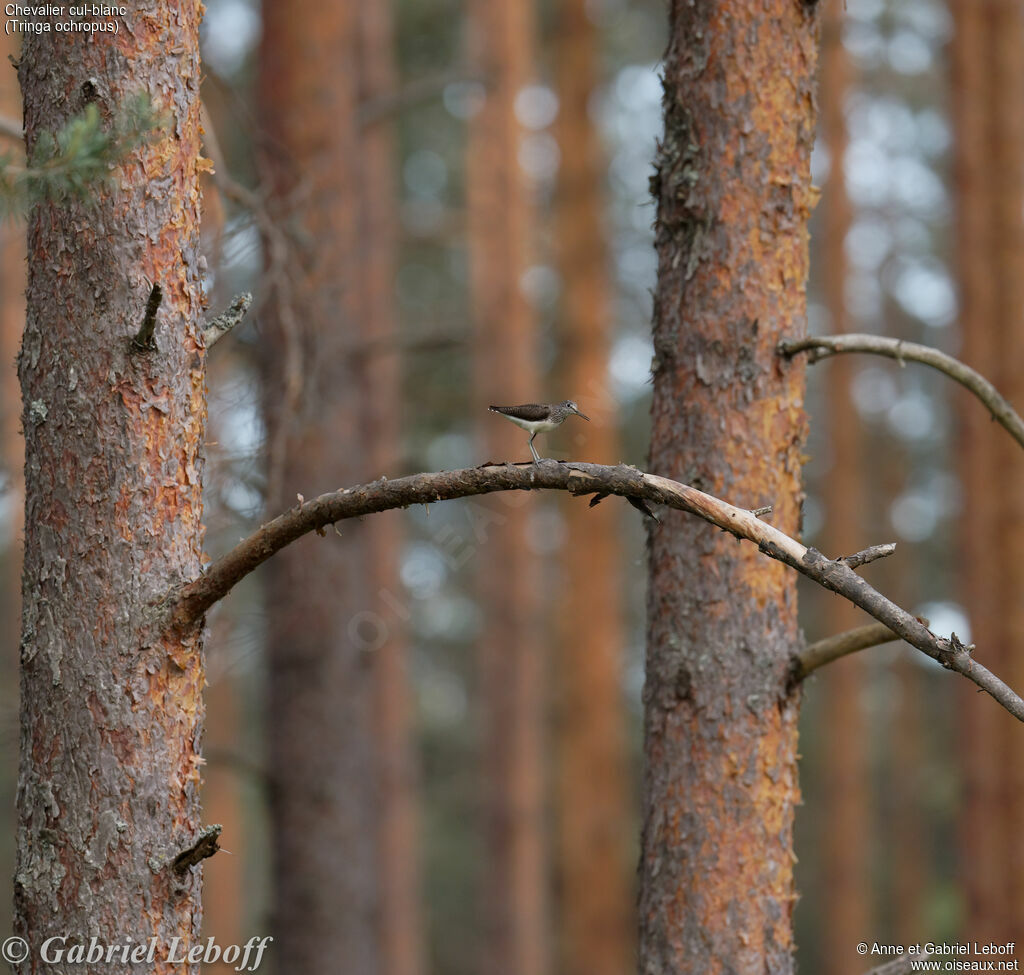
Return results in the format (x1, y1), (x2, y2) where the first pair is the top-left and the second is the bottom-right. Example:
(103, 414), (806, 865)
(168, 461), (1024, 721)
(779, 333), (1024, 451)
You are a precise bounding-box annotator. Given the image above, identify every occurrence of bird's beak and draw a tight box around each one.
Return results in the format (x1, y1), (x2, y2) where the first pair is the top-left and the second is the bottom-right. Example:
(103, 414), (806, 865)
(573, 407), (590, 421)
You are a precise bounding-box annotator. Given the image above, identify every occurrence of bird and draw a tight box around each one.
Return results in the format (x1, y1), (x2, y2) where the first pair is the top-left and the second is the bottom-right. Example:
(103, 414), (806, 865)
(488, 400), (590, 462)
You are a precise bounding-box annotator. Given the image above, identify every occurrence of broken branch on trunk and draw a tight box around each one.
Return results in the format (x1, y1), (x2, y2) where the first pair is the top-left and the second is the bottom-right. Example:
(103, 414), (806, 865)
(203, 292), (252, 348)
(130, 283), (162, 353)
(171, 824), (222, 874)
(779, 333), (1024, 451)
(168, 461), (1024, 722)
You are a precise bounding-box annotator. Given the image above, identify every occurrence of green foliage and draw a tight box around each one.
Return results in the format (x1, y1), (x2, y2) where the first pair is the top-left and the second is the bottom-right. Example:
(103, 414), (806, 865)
(0, 94), (162, 216)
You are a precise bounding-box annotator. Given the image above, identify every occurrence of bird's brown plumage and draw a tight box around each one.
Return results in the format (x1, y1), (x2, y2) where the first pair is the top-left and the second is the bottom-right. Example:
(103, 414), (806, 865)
(489, 404), (552, 422)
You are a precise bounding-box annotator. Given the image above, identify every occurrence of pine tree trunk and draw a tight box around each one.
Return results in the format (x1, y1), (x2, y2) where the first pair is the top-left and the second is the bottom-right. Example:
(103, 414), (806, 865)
(553, 3), (632, 973)
(466, 2), (546, 973)
(201, 636), (244, 963)
(643, 3), (819, 972)
(0, 24), (24, 934)
(818, 5), (870, 971)
(357, 6), (423, 974)
(986, 2), (1024, 933)
(258, 2), (382, 971)
(16, 7), (208, 970)
(951, 0), (1022, 940)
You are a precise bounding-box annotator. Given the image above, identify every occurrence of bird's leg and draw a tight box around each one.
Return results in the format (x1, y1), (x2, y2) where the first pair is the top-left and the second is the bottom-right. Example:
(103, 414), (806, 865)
(529, 432), (540, 463)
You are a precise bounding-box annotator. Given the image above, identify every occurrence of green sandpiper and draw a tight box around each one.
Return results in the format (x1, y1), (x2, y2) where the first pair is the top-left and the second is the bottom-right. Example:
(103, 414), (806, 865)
(488, 400), (590, 462)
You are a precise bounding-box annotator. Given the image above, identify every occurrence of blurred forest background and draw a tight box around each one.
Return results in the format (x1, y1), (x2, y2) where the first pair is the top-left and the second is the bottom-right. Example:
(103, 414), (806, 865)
(1, 0), (1022, 973)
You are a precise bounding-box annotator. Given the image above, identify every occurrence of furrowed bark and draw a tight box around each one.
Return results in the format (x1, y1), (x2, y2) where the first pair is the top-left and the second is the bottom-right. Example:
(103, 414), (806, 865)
(16, 6), (208, 972)
(643, 1), (820, 972)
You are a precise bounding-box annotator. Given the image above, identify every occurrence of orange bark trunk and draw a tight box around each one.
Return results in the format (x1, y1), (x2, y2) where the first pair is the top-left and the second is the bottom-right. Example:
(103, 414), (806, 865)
(643, 3), (820, 972)
(818, 5), (871, 971)
(985, 1), (1024, 936)
(259, 2), (388, 969)
(200, 647), (244, 974)
(553, 3), (632, 974)
(16, 6), (208, 968)
(951, 0), (1023, 941)
(467, 2), (547, 973)
(357, 6), (423, 974)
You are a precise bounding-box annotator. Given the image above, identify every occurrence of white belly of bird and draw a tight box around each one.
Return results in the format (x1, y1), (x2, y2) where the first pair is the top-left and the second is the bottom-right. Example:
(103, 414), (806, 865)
(503, 415), (560, 434)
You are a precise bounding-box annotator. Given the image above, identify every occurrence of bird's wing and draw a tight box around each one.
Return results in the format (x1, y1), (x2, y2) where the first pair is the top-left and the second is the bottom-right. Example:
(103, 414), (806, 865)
(489, 404), (549, 421)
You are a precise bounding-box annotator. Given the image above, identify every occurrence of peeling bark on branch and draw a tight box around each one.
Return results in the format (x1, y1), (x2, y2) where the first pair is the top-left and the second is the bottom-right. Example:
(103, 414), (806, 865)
(838, 542), (896, 569)
(168, 461), (1024, 722)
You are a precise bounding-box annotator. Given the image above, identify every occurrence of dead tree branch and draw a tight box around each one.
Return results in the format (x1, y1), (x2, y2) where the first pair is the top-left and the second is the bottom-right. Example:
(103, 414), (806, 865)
(794, 621), (909, 681)
(779, 333), (1024, 451)
(171, 825), (223, 875)
(839, 542), (896, 569)
(167, 460), (1024, 722)
(203, 292), (252, 348)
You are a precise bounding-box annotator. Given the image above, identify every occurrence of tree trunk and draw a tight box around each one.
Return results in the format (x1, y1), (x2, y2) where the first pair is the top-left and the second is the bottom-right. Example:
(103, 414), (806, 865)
(357, 6), (423, 975)
(0, 24), (24, 934)
(258, 3), (381, 970)
(986, 2), (1024, 934)
(643, 3), (819, 972)
(466, 2), (547, 973)
(889, 656), (925, 943)
(553, 3), (632, 974)
(201, 633), (244, 975)
(818, 5), (871, 971)
(16, 6), (208, 970)
(951, 0), (1021, 940)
